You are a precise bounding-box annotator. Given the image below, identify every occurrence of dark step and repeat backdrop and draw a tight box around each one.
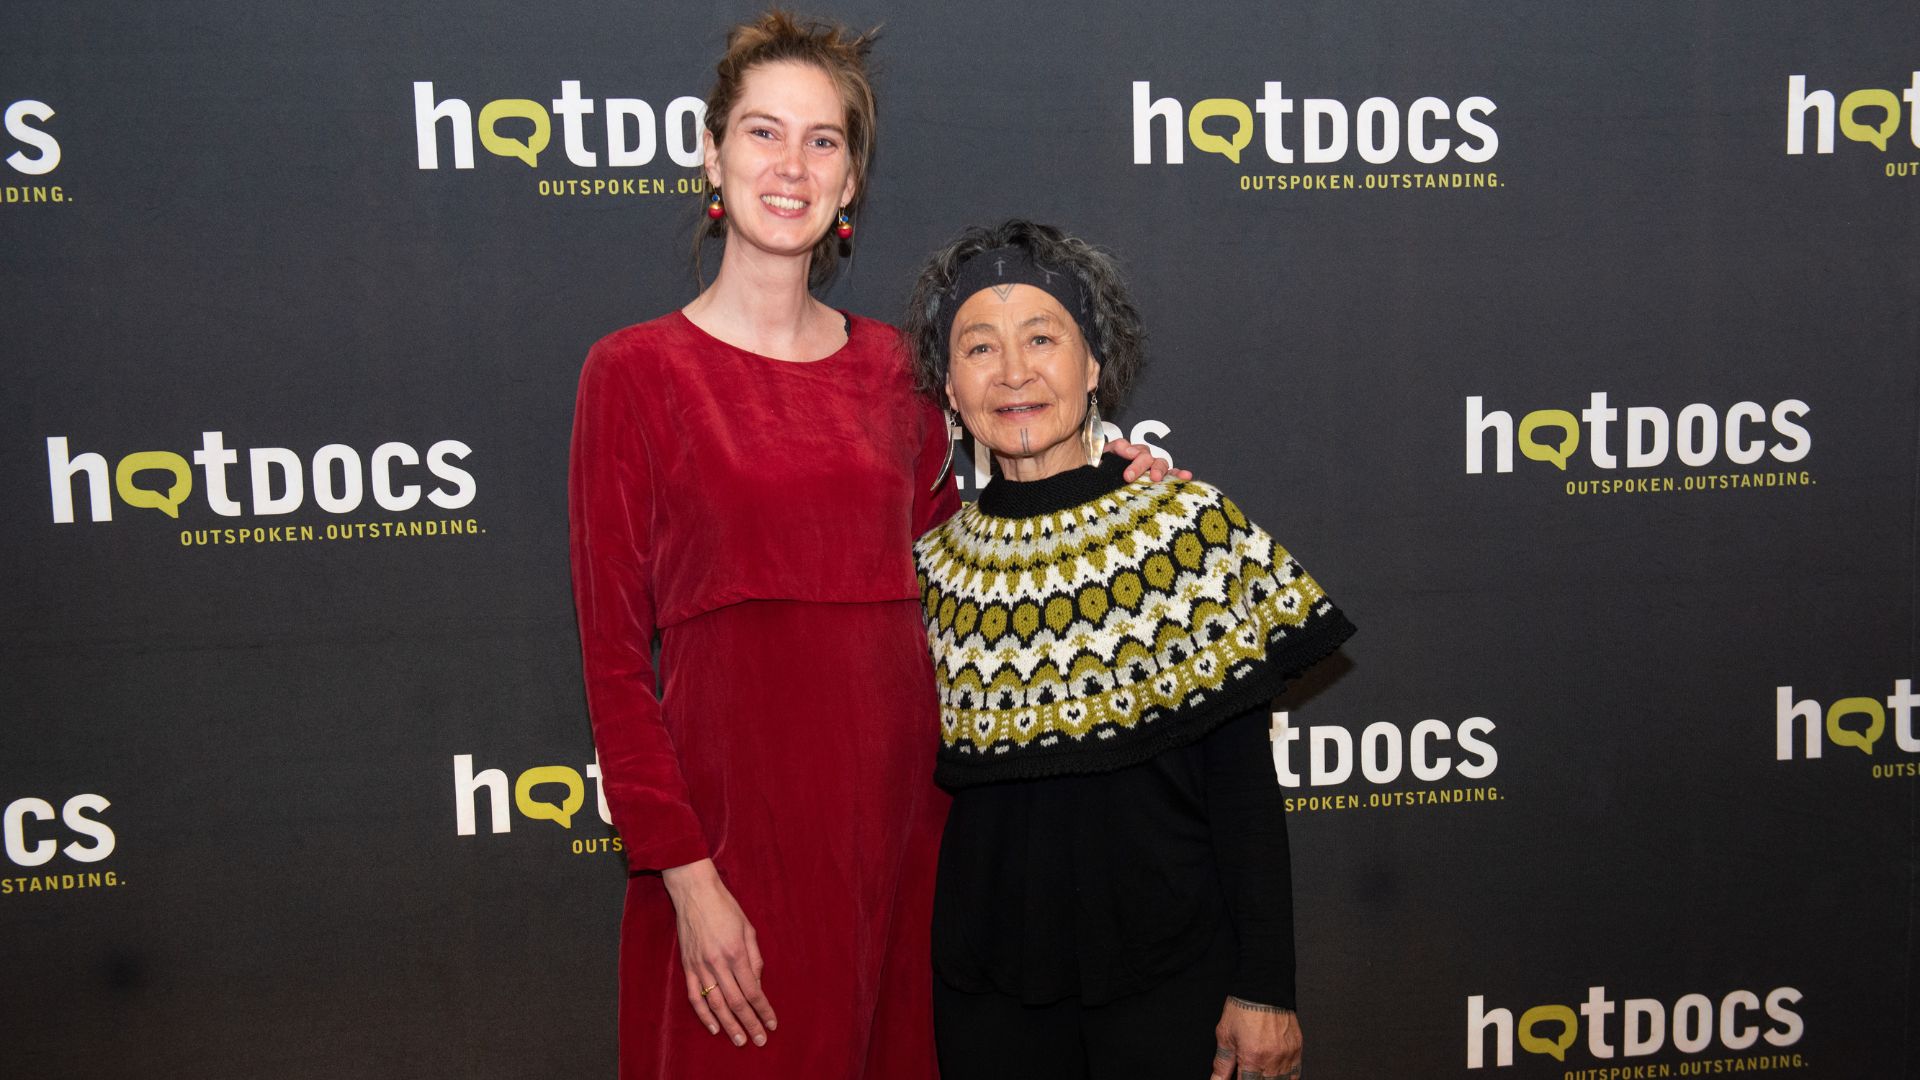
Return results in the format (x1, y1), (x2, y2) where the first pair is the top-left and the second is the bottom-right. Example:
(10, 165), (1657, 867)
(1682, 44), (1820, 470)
(3, 2), (1915, 1076)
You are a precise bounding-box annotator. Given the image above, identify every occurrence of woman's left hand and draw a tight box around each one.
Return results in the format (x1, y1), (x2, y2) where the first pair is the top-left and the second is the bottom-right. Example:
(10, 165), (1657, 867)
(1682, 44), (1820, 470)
(1107, 437), (1192, 483)
(1210, 997), (1302, 1080)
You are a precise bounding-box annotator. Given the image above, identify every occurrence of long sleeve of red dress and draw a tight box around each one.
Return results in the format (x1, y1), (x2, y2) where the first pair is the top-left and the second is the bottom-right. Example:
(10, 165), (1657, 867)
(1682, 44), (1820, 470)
(569, 336), (709, 872)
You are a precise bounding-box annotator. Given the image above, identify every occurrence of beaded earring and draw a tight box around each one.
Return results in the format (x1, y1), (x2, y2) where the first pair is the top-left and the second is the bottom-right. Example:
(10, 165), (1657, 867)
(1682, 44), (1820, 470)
(1083, 392), (1105, 467)
(932, 409), (958, 493)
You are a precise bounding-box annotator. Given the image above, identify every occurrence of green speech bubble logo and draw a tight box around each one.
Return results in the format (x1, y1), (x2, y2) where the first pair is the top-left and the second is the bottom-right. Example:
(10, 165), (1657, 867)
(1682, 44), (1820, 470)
(1826, 696), (1886, 755)
(114, 451), (193, 518)
(478, 99), (552, 167)
(1518, 1004), (1578, 1062)
(1188, 98), (1254, 164)
(1518, 409), (1581, 470)
(515, 765), (585, 828)
(1839, 89), (1901, 151)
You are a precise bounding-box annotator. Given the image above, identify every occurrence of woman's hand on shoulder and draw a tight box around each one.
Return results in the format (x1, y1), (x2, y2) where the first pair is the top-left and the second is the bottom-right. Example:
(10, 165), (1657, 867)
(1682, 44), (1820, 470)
(1107, 437), (1191, 483)
(1211, 996), (1302, 1080)
(662, 858), (778, 1048)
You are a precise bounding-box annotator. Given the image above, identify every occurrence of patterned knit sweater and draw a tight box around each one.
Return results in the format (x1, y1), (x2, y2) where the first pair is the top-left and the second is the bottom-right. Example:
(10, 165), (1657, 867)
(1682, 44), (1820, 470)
(914, 455), (1355, 787)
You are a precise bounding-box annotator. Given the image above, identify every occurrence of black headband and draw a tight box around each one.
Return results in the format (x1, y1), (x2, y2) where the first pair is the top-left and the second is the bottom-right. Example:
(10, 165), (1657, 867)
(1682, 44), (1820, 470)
(937, 246), (1093, 354)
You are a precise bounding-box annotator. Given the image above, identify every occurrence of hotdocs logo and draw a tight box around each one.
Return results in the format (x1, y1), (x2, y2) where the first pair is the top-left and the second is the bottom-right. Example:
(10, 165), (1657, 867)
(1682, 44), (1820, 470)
(413, 80), (710, 200)
(46, 430), (483, 549)
(1274, 710), (1502, 814)
(1465, 392), (1816, 498)
(1467, 984), (1807, 1073)
(1131, 79), (1502, 194)
(5, 98), (68, 206)
(950, 417), (1175, 495)
(453, 753), (623, 856)
(1785, 70), (1920, 178)
(1776, 677), (1920, 780)
(4, 792), (120, 898)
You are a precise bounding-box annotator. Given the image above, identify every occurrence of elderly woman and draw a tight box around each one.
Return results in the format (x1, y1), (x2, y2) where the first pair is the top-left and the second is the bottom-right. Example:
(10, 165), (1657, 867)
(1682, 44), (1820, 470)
(903, 220), (1355, 1080)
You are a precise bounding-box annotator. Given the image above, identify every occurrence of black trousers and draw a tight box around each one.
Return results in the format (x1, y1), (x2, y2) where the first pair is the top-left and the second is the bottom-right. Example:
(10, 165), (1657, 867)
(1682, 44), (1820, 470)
(933, 924), (1237, 1080)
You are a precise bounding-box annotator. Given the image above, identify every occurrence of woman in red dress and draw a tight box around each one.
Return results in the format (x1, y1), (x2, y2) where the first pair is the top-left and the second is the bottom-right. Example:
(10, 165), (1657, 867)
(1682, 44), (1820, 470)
(569, 13), (1174, 1078)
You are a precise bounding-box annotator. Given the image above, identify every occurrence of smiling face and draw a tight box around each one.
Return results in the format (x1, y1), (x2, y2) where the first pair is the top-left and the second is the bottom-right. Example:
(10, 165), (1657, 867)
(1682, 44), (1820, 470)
(945, 283), (1102, 482)
(704, 61), (859, 264)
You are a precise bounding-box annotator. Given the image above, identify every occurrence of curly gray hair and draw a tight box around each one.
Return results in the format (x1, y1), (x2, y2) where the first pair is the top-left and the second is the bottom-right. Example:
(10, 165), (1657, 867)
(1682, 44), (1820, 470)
(903, 219), (1146, 411)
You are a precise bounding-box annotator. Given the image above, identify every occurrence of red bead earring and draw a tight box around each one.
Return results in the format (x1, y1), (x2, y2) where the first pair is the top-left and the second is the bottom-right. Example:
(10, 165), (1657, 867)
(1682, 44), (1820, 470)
(707, 191), (725, 219)
(835, 208), (853, 239)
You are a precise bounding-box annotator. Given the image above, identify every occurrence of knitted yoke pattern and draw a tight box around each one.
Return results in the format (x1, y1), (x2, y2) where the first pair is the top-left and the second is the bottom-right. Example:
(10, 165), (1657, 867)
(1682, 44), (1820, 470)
(914, 457), (1355, 787)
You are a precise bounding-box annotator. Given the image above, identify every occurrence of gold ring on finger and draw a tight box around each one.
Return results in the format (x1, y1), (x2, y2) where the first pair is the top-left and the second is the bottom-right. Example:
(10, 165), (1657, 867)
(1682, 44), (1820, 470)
(700, 984), (717, 997)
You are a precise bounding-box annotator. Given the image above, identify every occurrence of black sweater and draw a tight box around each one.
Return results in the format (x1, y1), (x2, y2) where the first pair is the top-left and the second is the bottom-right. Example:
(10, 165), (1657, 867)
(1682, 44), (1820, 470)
(917, 456), (1355, 1010)
(933, 702), (1299, 1008)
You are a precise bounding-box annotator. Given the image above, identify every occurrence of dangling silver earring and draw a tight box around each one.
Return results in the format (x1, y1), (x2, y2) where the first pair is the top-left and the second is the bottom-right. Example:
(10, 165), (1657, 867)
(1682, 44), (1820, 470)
(931, 409), (958, 493)
(1083, 392), (1105, 467)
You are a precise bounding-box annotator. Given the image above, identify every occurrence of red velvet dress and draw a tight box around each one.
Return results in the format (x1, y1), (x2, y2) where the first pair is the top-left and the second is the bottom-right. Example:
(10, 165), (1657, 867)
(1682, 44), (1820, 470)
(568, 311), (958, 1078)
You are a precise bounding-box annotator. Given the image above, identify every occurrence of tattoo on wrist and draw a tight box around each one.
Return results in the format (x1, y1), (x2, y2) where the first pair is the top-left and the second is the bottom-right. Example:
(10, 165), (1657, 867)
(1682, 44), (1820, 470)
(1228, 995), (1292, 1015)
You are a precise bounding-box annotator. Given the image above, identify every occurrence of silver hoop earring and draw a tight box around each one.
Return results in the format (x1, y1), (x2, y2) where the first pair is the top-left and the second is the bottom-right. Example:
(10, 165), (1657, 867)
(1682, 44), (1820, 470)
(1083, 392), (1105, 467)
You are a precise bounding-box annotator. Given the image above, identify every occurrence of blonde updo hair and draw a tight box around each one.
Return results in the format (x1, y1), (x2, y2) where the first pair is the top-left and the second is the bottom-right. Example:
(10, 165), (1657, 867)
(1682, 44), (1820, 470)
(696, 9), (880, 289)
